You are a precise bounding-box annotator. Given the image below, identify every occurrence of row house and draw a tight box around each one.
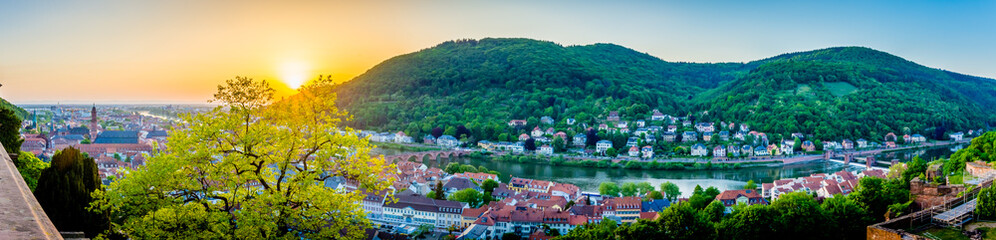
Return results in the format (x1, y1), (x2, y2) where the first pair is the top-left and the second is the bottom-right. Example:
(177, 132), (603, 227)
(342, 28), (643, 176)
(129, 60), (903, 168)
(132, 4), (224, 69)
(382, 190), (464, 230)
(715, 189), (767, 213)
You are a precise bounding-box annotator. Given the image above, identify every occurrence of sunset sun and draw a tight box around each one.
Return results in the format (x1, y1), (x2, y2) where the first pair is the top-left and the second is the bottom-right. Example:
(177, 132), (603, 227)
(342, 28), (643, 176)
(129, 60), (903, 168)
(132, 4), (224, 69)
(279, 61), (311, 89)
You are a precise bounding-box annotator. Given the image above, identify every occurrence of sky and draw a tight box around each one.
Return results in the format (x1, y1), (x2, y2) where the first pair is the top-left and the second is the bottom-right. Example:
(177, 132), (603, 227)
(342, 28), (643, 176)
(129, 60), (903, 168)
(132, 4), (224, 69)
(1, 0), (994, 104)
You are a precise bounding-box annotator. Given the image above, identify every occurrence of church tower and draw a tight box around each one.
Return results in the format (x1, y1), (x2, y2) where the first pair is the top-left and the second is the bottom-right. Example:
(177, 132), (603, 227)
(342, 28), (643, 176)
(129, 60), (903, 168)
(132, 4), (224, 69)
(90, 104), (98, 140)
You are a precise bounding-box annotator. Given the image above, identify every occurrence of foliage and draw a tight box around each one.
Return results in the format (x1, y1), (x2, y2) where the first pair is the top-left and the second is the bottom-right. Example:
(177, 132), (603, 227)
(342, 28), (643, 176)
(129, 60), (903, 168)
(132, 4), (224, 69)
(978, 184), (996, 219)
(448, 188), (485, 208)
(903, 156), (928, 183)
(850, 177), (910, 222)
(945, 131), (996, 173)
(821, 195), (871, 240)
(336, 38), (746, 137)
(13, 151), (48, 191)
(0, 107), (23, 154)
(688, 185), (721, 209)
(702, 200), (726, 222)
(646, 191), (664, 200)
(481, 179), (499, 193)
(599, 182), (620, 197)
(556, 219), (617, 240)
(333, 39), (995, 145)
(770, 192), (827, 239)
(659, 181), (681, 201)
(656, 203), (716, 239)
(743, 180), (757, 190)
(700, 49), (995, 142)
(91, 76), (393, 239)
(717, 204), (776, 240)
(34, 147), (108, 238)
(620, 182), (638, 197)
(635, 182), (655, 194)
(433, 180), (446, 200)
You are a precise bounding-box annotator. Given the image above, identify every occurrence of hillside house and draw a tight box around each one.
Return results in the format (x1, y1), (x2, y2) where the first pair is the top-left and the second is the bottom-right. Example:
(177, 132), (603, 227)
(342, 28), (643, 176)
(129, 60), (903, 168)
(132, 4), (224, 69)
(607, 111), (620, 121)
(596, 140), (613, 153)
(691, 144), (708, 157)
(713, 145), (726, 158)
(682, 132), (697, 142)
(628, 146), (640, 157)
(540, 116), (554, 125)
(531, 127), (544, 138)
(573, 134), (587, 147)
(538, 145), (553, 155)
(641, 146), (653, 158)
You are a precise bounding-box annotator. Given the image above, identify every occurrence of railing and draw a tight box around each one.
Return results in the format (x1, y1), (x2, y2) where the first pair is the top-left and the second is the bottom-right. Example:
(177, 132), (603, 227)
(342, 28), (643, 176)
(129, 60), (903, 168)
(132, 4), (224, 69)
(0, 143), (62, 239)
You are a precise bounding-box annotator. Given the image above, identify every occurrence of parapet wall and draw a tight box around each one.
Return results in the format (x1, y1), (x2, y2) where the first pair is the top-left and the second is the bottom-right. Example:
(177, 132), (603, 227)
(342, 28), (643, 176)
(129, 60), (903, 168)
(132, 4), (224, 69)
(0, 144), (62, 240)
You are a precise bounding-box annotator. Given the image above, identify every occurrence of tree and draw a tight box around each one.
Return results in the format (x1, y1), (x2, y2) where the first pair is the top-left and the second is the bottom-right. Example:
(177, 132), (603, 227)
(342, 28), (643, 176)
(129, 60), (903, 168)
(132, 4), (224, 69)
(13, 151), (48, 191)
(434, 180), (446, 200)
(448, 188), (484, 207)
(0, 107), (23, 154)
(688, 185), (720, 209)
(585, 128), (599, 147)
(977, 184), (996, 220)
(444, 126), (457, 136)
(432, 127), (444, 138)
(660, 182), (681, 201)
(34, 147), (108, 238)
(703, 200), (726, 222)
(717, 204), (776, 240)
(620, 182), (638, 197)
(459, 165), (478, 173)
(91, 76), (394, 239)
(744, 180), (757, 190)
(552, 136), (566, 153)
(455, 125), (471, 139)
(822, 195), (871, 240)
(502, 232), (520, 240)
(850, 177), (906, 221)
(647, 191), (664, 200)
(599, 182), (620, 197)
(793, 137), (803, 152)
(525, 138), (537, 151)
(481, 179), (499, 193)
(556, 219), (617, 240)
(444, 162), (461, 174)
(770, 192), (827, 238)
(605, 147), (617, 157)
(657, 203), (716, 239)
(614, 219), (662, 239)
(636, 182), (655, 194)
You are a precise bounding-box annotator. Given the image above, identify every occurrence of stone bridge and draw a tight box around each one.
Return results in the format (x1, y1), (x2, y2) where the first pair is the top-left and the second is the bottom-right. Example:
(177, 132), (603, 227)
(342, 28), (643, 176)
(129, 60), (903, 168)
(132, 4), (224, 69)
(382, 150), (472, 163)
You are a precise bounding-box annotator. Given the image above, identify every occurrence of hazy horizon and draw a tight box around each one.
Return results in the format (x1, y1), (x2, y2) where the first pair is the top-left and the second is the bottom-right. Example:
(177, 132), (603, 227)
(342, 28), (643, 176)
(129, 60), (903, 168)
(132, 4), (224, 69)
(3, 0), (994, 104)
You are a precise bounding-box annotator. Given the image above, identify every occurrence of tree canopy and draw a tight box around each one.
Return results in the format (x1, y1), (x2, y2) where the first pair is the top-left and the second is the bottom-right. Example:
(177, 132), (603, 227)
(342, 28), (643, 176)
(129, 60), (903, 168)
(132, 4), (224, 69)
(92, 76), (394, 239)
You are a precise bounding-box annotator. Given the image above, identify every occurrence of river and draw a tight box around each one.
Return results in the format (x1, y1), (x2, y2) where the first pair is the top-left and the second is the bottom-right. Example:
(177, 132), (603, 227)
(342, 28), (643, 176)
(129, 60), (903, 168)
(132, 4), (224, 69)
(375, 144), (966, 198)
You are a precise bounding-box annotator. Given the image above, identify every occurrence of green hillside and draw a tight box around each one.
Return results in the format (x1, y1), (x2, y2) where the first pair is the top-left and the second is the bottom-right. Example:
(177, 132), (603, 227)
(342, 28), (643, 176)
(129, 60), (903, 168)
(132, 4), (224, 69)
(699, 47), (996, 141)
(334, 38), (746, 135)
(333, 39), (996, 141)
(0, 97), (27, 119)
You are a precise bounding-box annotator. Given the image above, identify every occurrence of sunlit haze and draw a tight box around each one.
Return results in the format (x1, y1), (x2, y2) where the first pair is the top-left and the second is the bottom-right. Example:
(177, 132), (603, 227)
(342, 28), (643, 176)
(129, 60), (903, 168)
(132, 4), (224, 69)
(2, 0), (994, 104)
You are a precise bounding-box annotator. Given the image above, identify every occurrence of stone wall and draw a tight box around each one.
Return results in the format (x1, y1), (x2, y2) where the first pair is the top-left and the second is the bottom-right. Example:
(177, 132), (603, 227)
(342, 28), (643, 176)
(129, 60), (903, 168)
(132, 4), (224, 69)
(0, 143), (62, 239)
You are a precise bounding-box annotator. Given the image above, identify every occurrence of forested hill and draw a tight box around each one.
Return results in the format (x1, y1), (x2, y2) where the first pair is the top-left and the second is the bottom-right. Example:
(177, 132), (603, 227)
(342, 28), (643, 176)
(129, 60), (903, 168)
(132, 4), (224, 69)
(1, 97), (27, 119)
(698, 47), (996, 141)
(334, 38), (748, 132)
(333, 38), (996, 140)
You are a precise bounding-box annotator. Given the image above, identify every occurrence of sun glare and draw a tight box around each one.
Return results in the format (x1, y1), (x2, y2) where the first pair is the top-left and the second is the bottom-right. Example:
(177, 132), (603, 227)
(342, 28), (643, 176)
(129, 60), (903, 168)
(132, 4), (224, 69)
(280, 61), (311, 89)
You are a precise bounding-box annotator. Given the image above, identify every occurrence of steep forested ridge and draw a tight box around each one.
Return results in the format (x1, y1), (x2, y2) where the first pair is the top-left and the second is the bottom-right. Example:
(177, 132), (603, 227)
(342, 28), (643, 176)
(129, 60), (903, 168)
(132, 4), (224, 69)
(333, 38), (995, 140)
